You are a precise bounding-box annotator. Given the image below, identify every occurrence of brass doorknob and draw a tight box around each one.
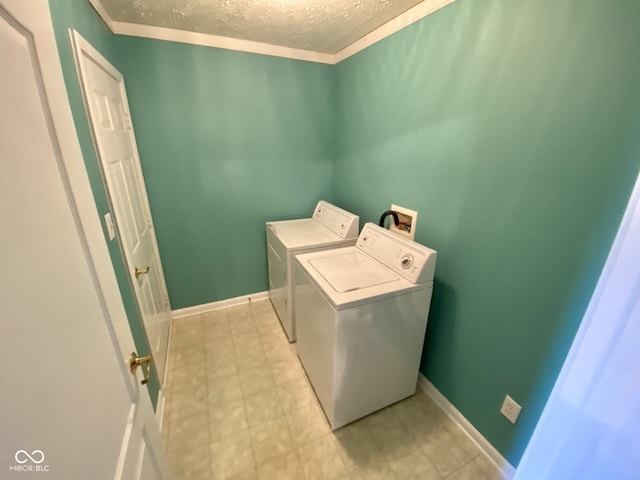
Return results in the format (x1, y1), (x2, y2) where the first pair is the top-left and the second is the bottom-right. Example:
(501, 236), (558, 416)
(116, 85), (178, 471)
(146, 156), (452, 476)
(128, 352), (152, 385)
(134, 266), (150, 278)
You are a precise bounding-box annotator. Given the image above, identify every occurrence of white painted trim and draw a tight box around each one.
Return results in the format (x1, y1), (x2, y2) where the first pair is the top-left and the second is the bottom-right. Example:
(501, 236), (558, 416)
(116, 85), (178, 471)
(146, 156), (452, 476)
(155, 390), (165, 430)
(418, 374), (515, 479)
(71, 29), (123, 81)
(172, 291), (270, 319)
(334, 0), (457, 63)
(89, 0), (457, 64)
(162, 320), (174, 385)
(112, 21), (335, 65)
(11, 0), (169, 474)
(88, 0), (115, 31)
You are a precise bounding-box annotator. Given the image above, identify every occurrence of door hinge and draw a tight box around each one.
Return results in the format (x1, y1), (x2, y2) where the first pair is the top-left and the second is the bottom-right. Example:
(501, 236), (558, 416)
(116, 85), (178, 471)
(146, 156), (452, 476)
(123, 110), (133, 131)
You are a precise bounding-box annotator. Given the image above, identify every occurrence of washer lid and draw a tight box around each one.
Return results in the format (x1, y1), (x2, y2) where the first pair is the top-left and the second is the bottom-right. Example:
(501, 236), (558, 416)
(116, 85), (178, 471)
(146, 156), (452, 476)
(309, 251), (398, 293)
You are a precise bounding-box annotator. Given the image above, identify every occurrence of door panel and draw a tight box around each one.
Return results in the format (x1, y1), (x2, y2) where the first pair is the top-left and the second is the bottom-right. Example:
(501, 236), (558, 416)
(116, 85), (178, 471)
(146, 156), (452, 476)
(0, 1), (169, 478)
(72, 32), (172, 383)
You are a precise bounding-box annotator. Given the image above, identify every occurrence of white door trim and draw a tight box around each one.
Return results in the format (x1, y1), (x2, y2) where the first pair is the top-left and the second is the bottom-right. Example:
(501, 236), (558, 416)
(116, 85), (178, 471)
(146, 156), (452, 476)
(8, 5), (139, 382)
(0, 0), (170, 477)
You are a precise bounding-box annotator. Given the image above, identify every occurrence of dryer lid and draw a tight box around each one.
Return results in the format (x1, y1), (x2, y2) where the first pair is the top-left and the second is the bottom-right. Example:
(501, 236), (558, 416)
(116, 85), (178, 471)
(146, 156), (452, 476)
(267, 219), (343, 250)
(309, 251), (398, 293)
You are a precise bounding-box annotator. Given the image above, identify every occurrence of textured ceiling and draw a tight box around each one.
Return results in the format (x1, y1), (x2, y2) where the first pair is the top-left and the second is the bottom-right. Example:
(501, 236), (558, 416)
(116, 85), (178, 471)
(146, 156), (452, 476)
(96, 0), (426, 54)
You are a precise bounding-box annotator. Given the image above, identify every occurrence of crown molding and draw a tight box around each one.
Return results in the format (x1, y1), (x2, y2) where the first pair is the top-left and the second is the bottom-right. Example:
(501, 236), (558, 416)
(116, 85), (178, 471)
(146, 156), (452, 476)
(89, 0), (456, 65)
(334, 0), (456, 62)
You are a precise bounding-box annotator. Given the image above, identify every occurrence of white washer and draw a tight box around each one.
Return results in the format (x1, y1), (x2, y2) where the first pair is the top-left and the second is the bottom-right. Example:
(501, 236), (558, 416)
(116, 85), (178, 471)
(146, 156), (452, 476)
(294, 222), (437, 429)
(266, 201), (359, 342)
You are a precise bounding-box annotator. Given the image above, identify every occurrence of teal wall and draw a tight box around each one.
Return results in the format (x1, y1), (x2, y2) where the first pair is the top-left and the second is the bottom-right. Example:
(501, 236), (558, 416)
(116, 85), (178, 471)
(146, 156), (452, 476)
(112, 38), (335, 309)
(48, 0), (160, 407)
(334, 0), (640, 465)
(48, 0), (640, 466)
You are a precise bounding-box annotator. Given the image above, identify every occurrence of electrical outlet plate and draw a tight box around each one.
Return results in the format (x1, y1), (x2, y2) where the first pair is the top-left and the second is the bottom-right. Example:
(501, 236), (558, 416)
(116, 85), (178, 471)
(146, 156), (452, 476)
(389, 204), (418, 240)
(500, 395), (522, 424)
(104, 212), (116, 240)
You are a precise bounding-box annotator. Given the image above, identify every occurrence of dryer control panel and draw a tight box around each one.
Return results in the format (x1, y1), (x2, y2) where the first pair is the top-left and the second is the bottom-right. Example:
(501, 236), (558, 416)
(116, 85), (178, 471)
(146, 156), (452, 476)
(312, 201), (359, 239)
(357, 223), (437, 285)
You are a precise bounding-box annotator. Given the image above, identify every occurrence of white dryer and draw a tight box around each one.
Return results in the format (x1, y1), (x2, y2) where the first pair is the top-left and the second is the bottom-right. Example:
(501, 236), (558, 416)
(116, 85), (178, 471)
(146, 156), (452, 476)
(266, 201), (359, 342)
(294, 222), (437, 429)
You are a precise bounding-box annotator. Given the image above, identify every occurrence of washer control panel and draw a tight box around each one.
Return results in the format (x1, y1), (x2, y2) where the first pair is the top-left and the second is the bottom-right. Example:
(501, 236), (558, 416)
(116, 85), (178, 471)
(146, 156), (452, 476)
(357, 223), (437, 284)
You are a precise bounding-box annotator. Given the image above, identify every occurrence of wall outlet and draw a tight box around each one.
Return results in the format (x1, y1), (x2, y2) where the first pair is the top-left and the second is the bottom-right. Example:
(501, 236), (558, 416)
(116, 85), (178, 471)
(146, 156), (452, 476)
(104, 212), (116, 240)
(500, 395), (522, 424)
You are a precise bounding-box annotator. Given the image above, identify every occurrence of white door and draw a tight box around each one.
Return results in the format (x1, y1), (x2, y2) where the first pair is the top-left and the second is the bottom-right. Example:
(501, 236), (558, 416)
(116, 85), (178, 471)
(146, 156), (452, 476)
(0, 0), (170, 478)
(71, 32), (172, 384)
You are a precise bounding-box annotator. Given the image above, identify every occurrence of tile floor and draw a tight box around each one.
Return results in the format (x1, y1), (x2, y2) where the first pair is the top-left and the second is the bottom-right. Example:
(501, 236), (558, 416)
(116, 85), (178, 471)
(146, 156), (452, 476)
(162, 300), (504, 480)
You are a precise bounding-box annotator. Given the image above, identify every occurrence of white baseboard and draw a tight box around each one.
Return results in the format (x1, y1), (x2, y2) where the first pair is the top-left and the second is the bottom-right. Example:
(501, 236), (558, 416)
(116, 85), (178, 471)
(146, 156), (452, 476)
(418, 374), (515, 479)
(171, 291), (269, 319)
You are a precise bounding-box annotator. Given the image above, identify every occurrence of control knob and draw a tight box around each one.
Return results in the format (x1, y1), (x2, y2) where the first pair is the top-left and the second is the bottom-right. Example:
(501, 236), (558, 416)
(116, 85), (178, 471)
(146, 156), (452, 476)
(401, 254), (413, 269)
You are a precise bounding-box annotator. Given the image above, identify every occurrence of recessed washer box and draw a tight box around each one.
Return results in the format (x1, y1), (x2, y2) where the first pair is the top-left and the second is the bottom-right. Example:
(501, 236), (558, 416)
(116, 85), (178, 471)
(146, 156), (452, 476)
(389, 204), (418, 240)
